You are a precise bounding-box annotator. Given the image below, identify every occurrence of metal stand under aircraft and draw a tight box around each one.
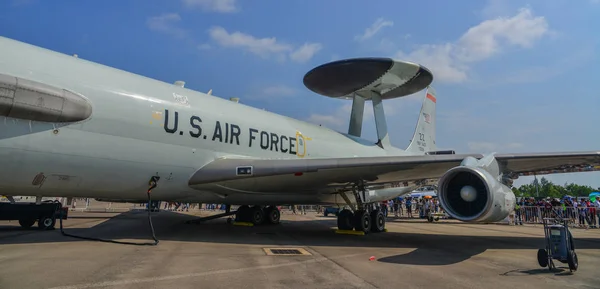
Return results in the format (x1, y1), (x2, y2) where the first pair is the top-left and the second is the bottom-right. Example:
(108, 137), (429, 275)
(303, 57), (433, 233)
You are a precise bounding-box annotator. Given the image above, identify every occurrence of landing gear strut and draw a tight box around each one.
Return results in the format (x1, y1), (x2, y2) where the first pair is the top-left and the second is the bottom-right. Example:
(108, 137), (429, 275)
(235, 205), (280, 226)
(336, 181), (386, 234)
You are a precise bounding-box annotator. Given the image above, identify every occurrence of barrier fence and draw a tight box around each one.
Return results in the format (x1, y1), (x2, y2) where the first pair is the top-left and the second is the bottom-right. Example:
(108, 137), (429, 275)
(515, 206), (599, 228)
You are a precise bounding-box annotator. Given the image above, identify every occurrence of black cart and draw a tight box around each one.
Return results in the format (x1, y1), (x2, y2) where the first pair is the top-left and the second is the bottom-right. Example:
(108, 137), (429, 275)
(537, 217), (578, 272)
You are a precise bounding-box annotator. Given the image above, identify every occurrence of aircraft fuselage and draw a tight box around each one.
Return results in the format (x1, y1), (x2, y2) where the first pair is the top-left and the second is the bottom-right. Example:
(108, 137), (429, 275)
(0, 37), (411, 205)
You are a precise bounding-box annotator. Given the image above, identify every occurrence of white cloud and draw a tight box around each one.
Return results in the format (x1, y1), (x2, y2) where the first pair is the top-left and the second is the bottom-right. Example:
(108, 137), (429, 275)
(147, 13), (187, 39)
(355, 18), (393, 42)
(182, 0), (238, 13)
(456, 8), (548, 62)
(263, 85), (295, 96)
(290, 43), (323, 63)
(397, 44), (467, 83)
(395, 8), (549, 83)
(208, 26), (322, 62)
(208, 26), (292, 57)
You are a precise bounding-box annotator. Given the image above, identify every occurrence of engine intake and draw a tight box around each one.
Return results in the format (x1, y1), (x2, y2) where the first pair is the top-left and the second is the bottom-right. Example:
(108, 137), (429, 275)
(438, 156), (515, 223)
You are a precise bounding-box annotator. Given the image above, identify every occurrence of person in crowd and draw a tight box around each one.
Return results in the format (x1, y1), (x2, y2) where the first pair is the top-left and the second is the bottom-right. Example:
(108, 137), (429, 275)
(398, 198), (404, 217)
(595, 198), (600, 228)
(579, 199), (588, 229)
(514, 199), (523, 225)
(588, 198), (596, 228)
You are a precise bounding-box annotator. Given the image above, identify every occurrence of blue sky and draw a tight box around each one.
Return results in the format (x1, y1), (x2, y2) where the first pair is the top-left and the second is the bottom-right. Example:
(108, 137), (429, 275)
(1, 0), (599, 189)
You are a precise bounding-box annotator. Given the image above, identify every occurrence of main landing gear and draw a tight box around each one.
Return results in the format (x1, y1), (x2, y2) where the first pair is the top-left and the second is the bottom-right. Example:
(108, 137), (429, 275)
(234, 205), (281, 226)
(185, 205), (280, 226)
(337, 208), (385, 234)
(336, 181), (386, 234)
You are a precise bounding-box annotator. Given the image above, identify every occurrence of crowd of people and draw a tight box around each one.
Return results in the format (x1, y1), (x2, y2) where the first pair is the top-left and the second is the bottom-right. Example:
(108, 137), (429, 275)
(150, 194), (600, 230)
(512, 196), (600, 229)
(377, 197), (441, 219)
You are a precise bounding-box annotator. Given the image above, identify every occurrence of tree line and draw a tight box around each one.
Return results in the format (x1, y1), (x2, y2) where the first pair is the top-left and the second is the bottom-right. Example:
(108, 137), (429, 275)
(511, 177), (599, 198)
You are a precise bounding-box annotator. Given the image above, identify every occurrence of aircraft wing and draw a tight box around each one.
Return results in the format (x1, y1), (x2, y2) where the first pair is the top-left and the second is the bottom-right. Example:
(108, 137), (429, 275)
(188, 151), (600, 193)
(495, 151), (600, 176)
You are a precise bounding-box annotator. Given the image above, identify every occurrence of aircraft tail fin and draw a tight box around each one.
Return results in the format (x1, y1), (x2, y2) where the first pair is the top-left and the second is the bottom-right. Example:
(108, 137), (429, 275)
(405, 87), (437, 154)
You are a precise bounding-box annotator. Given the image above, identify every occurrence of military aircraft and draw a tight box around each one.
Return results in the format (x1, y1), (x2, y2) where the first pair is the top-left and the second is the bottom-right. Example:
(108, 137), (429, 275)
(0, 36), (599, 234)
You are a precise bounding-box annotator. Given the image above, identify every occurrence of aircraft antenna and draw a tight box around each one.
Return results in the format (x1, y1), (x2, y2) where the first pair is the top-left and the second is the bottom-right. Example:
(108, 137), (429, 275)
(303, 58), (433, 148)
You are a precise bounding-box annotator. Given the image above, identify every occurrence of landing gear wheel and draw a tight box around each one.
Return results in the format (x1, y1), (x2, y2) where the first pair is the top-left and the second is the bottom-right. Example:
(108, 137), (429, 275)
(235, 205), (251, 222)
(352, 210), (371, 234)
(38, 216), (56, 230)
(337, 209), (354, 231)
(567, 250), (578, 272)
(537, 249), (548, 268)
(264, 206), (280, 225)
(370, 210), (385, 233)
(19, 219), (35, 229)
(250, 206), (265, 225)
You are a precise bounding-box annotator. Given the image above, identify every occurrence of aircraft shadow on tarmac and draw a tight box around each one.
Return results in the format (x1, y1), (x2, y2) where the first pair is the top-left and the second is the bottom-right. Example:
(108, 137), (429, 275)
(0, 211), (598, 268)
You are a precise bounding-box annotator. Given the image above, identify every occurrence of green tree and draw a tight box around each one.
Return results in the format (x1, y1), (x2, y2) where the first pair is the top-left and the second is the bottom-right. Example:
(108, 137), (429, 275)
(513, 178), (596, 199)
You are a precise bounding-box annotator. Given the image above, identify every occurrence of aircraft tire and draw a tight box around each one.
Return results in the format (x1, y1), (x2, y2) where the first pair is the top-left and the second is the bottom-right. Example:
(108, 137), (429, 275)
(569, 231), (575, 250)
(19, 219), (35, 229)
(370, 210), (385, 233)
(337, 209), (354, 231)
(236, 205), (251, 222)
(264, 206), (280, 224)
(38, 215), (56, 230)
(567, 250), (578, 272)
(352, 210), (371, 234)
(250, 206), (265, 225)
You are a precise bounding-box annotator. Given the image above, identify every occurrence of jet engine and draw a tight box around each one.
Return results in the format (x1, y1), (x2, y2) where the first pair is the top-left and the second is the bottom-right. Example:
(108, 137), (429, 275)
(437, 155), (516, 223)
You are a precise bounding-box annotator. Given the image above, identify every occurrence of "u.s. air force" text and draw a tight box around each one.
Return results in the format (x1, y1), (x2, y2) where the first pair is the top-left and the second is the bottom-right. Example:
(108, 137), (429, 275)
(163, 110), (299, 155)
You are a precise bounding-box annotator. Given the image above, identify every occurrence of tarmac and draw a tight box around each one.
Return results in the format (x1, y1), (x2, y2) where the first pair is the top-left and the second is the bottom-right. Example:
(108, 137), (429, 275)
(0, 208), (599, 289)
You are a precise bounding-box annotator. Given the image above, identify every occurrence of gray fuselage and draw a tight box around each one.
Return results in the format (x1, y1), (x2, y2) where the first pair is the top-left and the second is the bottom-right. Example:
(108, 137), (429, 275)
(0, 37), (415, 205)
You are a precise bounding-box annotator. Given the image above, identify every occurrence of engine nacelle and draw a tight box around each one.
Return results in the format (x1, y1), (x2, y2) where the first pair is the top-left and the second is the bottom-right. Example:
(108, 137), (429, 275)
(437, 156), (516, 223)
